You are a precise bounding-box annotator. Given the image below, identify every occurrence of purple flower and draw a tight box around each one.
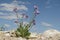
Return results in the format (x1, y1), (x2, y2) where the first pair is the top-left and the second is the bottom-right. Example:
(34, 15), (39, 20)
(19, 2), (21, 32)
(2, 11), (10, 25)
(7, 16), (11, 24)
(13, 7), (17, 13)
(22, 14), (28, 18)
(25, 15), (28, 18)
(15, 20), (18, 23)
(35, 10), (40, 14)
(34, 5), (38, 9)
(32, 20), (35, 22)
(33, 22), (36, 25)
(32, 19), (36, 25)
(34, 5), (40, 15)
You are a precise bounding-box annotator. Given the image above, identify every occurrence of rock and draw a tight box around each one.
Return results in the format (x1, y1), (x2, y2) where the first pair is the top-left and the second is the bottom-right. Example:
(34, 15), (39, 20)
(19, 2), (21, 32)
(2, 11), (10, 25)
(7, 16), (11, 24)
(42, 29), (60, 40)
(0, 29), (60, 40)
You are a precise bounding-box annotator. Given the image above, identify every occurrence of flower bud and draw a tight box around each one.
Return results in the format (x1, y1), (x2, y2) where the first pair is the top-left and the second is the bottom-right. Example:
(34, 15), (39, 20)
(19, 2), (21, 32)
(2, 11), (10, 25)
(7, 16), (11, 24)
(25, 15), (28, 18)
(13, 7), (17, 13)
(34, 5), (38, 9)
(15, 20), (18, 23)
(33, 22), (36, 25)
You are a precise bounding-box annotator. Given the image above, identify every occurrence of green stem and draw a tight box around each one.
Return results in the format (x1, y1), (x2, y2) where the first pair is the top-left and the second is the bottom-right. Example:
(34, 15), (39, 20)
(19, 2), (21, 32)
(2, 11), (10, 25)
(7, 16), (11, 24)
(28, 13), (36, 30)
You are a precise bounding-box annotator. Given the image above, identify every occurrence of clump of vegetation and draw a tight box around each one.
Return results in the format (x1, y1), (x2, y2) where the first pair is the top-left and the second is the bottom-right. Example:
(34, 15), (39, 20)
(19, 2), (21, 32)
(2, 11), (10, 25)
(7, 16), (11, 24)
(15, 23), (31, 39)
(13, 5), (40, 39)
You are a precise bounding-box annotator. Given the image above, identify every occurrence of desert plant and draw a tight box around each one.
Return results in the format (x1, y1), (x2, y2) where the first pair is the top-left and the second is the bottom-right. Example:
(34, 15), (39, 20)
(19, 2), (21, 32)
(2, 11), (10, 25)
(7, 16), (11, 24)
(15, 23), (31, 39)
(13, 5), (40, 39)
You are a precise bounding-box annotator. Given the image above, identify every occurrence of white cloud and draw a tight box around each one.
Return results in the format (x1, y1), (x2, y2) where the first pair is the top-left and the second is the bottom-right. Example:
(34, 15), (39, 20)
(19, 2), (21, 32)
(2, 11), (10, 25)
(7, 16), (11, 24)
(12, 0), (31, 4)
(0, 12), (9, 15)
(46, 0), (51, 4)
(0, 15), (17, 20)
(4, 24), (10, 27)
(0, 1), (28, 11)
(45, 0), (60, 8)
(0, 12), (4, 15)
(17, 5), (28, 11)
(45, 5), (52, 8)
(41, 22), (52, 27)
(0, 0), (28, 20)
(0, 13), (23, 20)
(0, 3), (15, 11)
(45, 0), (52, 8)
(17, 1), (26, 4)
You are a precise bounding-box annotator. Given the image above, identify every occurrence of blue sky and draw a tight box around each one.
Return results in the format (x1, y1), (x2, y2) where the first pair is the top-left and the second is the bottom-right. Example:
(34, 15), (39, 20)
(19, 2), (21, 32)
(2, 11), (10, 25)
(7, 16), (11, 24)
(0, 0), (60, 33)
